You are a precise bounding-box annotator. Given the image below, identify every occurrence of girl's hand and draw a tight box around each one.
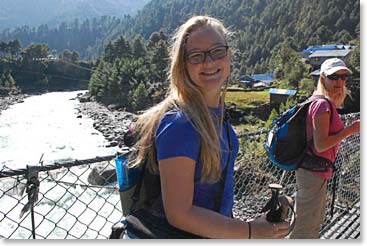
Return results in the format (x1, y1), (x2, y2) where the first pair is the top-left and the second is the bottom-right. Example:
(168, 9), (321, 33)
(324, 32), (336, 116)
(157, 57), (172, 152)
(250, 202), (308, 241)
(348, 120), (360, 135)
(250, 214), (290, 239)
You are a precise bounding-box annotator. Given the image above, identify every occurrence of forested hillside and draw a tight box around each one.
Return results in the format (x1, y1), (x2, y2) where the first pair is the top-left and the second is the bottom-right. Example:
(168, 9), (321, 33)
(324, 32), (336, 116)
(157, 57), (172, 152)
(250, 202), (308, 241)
(0, 0), (360, 114)
(0, 16), (130, 59)
(0, 0), (359, 71)
(126, 0), (359, 74)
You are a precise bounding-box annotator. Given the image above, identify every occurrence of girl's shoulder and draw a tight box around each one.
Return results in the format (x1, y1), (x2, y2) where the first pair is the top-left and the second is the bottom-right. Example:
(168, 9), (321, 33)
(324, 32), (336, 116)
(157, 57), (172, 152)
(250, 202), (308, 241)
(156, 109), (197, 137)
(309, 96), (333, 117)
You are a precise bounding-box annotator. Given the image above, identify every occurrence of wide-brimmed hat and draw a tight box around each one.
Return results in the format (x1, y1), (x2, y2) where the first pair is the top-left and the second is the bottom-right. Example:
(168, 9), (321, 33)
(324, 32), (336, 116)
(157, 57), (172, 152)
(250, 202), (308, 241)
(320, 58), (352, 76)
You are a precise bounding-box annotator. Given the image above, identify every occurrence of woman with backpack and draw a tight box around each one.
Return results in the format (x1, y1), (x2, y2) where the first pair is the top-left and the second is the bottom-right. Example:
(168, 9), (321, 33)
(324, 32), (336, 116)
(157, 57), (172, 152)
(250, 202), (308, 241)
(125, 15), (290, 239)
(290, 58), (360, 239)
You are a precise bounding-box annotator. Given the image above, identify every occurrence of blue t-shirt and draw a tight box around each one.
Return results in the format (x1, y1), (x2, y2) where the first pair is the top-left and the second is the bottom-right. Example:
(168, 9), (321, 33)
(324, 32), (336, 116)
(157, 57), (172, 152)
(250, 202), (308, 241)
(155, 106), (239, 217)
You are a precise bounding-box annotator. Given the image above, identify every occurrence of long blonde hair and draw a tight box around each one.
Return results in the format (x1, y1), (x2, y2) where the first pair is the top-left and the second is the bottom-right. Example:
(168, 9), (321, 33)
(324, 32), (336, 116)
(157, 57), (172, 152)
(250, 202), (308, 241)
(316, 72), (349, 108)
(130, 16), (231, 183)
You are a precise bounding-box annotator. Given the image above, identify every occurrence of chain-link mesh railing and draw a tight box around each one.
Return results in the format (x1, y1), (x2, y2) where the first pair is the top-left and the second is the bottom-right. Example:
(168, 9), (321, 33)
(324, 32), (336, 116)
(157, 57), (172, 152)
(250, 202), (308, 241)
(0, 113), (360, 239)
(233, 112), (360, 236)
(0, 155), (123, 239)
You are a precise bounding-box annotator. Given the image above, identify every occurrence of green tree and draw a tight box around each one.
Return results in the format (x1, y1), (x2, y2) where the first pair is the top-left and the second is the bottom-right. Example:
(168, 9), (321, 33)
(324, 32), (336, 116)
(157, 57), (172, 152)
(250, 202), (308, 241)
(114, 35), (132, 59)
(89, 60), (109, 98)
(104, 41), (115, 62)
(269, 42), (309, 89)
(298, 78), (315, 96)
(9, 39), (22, 57)
(0, 41), (7, 55)
(62, 49), (73, 61)
(348, 40), (360, 75)
(147, 31), (161, 48)
(1, 70), (17, 88)
(22, 43), (50, 61)
(132, 82), (151, 112)
(71, 51), (80, 62)
(279, 97), (297, 114)
(266, 108), (279, 128)
(151, 40), (169, 82)
(132, 36), (147, 58)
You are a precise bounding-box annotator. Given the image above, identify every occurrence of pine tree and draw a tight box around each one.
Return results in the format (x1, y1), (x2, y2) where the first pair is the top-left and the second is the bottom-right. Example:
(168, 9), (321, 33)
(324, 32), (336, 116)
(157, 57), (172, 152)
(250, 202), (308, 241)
(132, 82), (151, 112)
(266, 108), (279, 128)
(151, 40), (169, 82)
(114, 36), (132, 59)
(89, 60), (108, 98)
(104, 42), (115, 62)
(132, 36), (147, 58)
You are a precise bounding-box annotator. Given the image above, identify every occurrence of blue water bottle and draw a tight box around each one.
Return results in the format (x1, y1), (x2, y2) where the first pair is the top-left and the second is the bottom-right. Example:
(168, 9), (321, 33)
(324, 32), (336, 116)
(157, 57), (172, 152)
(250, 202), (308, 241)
(115, 155), (140, 191)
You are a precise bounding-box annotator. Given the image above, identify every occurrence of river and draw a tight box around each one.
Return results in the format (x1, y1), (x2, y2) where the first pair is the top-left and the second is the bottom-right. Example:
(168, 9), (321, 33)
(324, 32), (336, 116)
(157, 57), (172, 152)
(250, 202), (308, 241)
(0, 90), (118, 169)
(0, 91), (122, 239)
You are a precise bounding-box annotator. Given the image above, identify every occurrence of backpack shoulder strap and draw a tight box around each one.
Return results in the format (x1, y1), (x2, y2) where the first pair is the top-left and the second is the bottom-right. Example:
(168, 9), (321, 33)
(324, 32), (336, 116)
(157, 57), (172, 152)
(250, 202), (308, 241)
(129, 103), (181, 212)
(309, 95), (333, 119)
(130, 153), (147, 212)
(306, 95), (333, 127)
(306, 96), (334, 161)
(214, 113), (233, 213)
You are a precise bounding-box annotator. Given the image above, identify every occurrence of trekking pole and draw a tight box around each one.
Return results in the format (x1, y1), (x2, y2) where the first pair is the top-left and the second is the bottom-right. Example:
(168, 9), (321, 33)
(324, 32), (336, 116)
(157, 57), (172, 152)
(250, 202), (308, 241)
(261, 184), (296, 235)
(329, 168), (338, 219)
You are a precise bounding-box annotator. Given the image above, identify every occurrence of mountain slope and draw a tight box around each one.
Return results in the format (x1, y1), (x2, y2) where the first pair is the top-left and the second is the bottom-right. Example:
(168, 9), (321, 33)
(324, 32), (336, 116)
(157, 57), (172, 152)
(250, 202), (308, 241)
(120, 0), (359, 72)
(0, 0), (150, 30)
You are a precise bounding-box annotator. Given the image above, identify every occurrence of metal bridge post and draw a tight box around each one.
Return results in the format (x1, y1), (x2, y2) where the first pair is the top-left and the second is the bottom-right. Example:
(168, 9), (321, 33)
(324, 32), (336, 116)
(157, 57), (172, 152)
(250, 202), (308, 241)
(19, 165), (40, 239)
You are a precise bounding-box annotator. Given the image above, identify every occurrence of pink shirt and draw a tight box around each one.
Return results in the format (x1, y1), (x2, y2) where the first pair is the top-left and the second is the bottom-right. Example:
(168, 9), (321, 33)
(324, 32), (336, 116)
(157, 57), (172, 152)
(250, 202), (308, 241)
(306, 96), (345, 180)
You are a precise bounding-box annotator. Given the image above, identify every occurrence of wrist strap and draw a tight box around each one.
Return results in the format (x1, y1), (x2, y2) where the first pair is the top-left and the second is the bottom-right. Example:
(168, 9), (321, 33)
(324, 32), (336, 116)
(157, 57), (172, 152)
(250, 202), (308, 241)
(247, 221), (252, 239)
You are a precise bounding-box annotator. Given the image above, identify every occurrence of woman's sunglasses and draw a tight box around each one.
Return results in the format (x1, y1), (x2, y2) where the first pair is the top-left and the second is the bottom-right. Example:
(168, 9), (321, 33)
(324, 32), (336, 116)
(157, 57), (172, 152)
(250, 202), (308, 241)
(326, 74), (349, 81)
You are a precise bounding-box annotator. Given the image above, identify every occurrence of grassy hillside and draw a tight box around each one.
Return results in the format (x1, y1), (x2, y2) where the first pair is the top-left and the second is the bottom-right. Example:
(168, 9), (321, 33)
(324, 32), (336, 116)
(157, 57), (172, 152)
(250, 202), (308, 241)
(225, 90), (270, 132)
(226, 90), (269, 108)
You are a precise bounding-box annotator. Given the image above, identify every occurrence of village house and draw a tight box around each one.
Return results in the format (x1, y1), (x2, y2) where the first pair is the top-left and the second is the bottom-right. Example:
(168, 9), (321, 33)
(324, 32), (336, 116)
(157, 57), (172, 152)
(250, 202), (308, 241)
(269, 88), (297, 105)
(308, 49), (352, 69)
(238, 73), (273, 89)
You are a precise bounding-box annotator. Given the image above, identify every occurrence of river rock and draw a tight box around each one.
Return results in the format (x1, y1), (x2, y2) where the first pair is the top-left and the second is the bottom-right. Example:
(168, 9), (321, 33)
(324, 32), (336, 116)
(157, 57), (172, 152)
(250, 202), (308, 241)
(88, 162), (117, 185)
(77, 98), (136, 148)
(0, 94), (28, 114)
(79, 93), (91, 103)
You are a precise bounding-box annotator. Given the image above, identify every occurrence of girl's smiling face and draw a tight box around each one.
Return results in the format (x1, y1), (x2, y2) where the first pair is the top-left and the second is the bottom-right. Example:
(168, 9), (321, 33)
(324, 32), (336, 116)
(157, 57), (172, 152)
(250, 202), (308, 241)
(184, 26), (231, 100)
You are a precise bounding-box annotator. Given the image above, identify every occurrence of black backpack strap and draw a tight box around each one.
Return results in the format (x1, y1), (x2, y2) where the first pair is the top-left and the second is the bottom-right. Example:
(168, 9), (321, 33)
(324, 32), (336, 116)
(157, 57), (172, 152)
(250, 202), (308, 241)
(130, 156), (147, 212)
(129, 102), (179, 211)
(214, 117), (233, 213)
(306, 96), (333, 149)
(304, 96), (335, 169)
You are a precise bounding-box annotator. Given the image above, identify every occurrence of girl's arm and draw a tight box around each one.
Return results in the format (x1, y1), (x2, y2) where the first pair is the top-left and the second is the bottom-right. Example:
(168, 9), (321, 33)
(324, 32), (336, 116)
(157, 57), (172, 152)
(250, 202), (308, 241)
(159, 156), (289, 239)
(313, 112), (360, 153)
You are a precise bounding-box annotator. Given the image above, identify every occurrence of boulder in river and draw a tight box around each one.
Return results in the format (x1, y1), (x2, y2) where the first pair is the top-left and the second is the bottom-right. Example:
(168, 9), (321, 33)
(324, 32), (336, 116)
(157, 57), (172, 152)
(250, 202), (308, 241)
(88, 162), (117, 185)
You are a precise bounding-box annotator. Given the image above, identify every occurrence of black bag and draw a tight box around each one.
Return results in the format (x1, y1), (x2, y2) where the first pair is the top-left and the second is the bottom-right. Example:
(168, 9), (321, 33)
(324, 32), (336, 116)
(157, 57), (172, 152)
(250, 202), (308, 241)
(299, 152), (334, 172)
(125, 209), (204, 239)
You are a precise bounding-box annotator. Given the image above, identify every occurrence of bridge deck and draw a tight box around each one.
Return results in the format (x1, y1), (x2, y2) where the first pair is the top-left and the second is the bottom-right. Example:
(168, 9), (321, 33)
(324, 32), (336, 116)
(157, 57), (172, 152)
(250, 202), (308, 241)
(320, 200), (360, 239)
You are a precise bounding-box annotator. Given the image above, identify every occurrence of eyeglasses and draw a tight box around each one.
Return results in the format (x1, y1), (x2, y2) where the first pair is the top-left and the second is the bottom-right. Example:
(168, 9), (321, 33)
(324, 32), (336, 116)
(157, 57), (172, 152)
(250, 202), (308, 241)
(185, 45), (229, 64)
(326, 74), (349, 81)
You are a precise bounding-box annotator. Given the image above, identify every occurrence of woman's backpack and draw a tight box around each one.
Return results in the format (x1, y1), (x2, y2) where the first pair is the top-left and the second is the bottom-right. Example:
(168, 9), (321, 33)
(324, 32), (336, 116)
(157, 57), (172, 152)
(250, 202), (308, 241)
(264, 96), (334, 171)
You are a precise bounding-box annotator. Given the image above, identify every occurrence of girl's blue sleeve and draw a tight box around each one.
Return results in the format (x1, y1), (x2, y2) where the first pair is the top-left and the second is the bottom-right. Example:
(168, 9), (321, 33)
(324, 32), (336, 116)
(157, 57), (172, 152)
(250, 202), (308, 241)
(155, 113), (200, 162)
